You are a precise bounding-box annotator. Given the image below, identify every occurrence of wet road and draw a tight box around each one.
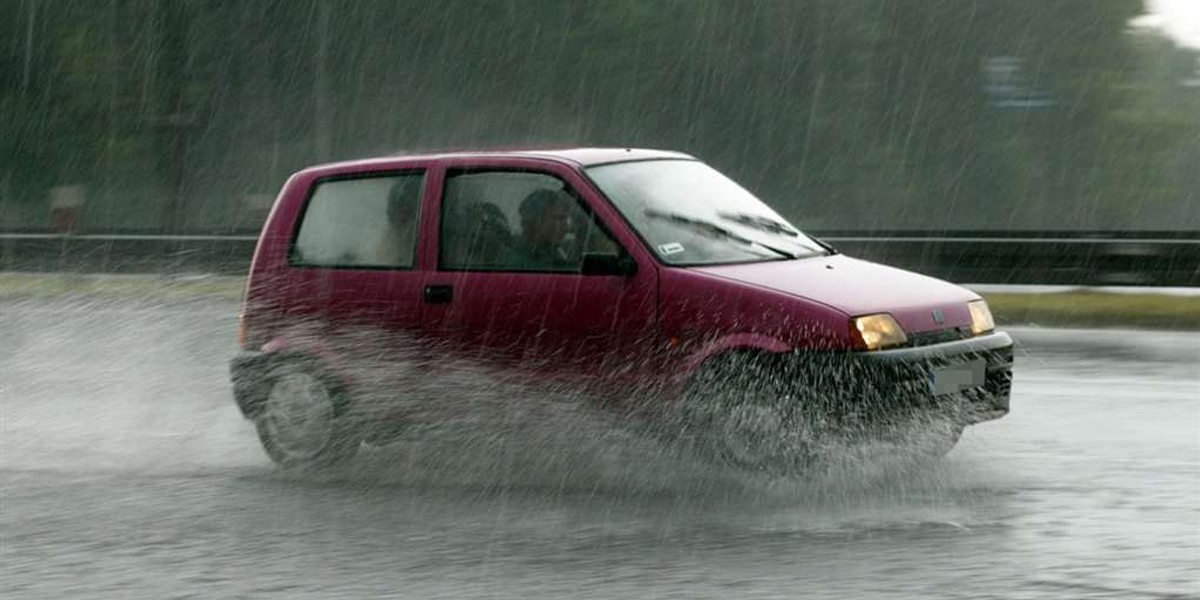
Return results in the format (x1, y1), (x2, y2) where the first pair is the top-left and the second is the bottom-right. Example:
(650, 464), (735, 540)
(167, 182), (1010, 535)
(2, 297), (1198, 599)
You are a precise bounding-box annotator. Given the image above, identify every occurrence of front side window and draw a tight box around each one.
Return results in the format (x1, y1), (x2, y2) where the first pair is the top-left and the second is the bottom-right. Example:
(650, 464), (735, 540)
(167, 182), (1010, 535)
(587, 159), (827, 266)
(439, 170), (618, 272)
(292, 172), (424, 268)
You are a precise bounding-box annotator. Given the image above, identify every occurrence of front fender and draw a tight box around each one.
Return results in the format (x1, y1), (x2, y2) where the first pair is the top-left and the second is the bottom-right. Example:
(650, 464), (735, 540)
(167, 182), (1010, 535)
(682, 333), (792, 375)
(638, 333), (793, 406)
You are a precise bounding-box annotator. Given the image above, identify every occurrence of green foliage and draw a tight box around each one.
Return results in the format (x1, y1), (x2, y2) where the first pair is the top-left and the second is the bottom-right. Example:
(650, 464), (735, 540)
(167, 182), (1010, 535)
(2, 0), (1195, 233)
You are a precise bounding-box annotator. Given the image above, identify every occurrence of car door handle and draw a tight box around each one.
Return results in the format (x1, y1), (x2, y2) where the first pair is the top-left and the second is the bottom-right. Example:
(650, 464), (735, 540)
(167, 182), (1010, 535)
(423, 284), (453, 304)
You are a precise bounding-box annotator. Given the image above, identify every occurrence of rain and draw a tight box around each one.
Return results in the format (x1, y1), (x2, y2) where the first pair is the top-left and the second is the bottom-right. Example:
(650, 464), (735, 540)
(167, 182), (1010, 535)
(2, 1), (1199, 598)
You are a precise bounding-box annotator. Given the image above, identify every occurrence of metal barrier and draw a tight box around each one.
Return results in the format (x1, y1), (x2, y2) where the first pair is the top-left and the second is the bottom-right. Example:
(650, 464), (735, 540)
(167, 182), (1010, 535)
(820, 234), (1200, 287)
(0, 234), (258, 276)
(1, 232), (1197, 286)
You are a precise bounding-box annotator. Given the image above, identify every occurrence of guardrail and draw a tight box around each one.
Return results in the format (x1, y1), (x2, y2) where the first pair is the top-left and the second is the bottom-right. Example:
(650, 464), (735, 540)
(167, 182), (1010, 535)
(0, 233), (258, 276)
(819, 233), (1200, 287)
(1, 232), (1197, 286)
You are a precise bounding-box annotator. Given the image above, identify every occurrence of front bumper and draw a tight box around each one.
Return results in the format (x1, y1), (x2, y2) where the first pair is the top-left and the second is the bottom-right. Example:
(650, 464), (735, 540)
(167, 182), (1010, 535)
(815, 331), (1014, 427)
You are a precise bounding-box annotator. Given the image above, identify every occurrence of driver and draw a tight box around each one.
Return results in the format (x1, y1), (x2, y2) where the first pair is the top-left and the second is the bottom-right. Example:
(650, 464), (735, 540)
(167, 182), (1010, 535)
(516, 188), (575, 270)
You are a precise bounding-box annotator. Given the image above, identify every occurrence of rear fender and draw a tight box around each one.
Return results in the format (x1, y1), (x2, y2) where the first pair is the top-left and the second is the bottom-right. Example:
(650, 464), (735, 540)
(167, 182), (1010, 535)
(230, 331), (353, 419)
(259, 332), (352, 383)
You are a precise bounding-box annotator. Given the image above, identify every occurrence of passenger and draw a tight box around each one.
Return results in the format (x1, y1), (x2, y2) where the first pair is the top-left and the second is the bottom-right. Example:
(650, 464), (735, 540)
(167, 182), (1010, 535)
(369, 177), (421, 266)
(516, 189), (575, 270)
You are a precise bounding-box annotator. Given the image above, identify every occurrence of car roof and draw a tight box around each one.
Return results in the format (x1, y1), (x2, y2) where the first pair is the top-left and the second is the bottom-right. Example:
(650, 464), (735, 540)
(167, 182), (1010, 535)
(508, 147), (694, 166)
(306, 147), (695, 174)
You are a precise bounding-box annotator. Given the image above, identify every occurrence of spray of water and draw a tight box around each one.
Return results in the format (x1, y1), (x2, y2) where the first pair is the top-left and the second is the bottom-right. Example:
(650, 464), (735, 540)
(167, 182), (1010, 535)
(2, 292), (995, 535)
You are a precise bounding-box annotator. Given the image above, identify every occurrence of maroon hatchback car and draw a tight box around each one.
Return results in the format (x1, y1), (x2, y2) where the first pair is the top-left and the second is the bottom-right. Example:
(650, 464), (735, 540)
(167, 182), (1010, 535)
(230, 148), (1012, 471)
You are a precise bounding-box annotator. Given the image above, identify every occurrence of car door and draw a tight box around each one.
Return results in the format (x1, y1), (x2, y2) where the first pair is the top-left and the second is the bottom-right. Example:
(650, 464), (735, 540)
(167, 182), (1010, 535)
(285, 167), (431, 359)
(420, 159), (659, 390)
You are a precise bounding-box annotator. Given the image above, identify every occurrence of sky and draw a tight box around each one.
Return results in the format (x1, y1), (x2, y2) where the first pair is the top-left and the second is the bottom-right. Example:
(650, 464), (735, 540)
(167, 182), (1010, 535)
(1137, 0), (1200, 49)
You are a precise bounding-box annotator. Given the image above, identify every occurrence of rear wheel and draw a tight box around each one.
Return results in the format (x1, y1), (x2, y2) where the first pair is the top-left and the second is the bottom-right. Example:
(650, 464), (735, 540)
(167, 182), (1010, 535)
(254, 361), (361, 469)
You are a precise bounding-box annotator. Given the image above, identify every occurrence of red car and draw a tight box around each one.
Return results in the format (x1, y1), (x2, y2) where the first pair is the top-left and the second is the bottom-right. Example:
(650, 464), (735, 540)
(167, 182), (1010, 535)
(230, 148), (1012, 471)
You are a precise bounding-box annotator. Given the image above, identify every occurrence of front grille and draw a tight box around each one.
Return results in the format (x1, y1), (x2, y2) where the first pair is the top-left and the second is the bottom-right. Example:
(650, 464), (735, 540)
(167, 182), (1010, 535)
(849, 342), (1014, 421)
(908, 327), (972, 347)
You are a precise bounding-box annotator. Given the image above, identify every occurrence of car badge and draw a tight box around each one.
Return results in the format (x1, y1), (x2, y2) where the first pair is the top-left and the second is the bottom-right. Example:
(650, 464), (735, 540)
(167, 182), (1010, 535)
(931, 309), (945, 325)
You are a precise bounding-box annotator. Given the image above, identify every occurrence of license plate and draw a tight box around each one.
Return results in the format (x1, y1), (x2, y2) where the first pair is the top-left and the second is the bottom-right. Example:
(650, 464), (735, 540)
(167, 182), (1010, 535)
(930, 359), (986, 395)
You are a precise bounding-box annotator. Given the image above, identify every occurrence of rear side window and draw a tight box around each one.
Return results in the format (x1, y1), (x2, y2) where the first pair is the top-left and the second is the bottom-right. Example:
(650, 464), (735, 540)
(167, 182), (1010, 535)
(291, 172), (424, 269)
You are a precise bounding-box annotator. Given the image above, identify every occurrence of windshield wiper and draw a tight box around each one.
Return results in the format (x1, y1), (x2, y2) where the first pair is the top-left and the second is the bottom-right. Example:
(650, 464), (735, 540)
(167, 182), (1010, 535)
(644, 210), (798, 259)
(717, 212), (799, 237)
(717, 211), (831, 255)
(810, 236), (839, 255)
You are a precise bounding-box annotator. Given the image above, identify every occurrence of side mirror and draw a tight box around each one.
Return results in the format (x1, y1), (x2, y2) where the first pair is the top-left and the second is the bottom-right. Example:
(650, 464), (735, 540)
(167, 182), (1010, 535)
(580, 252), (638, 277)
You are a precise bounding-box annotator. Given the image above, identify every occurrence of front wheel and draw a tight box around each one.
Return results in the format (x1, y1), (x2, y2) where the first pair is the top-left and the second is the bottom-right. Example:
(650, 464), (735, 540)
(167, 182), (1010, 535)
(254, 361), (361, 469)
(678, 353), (818, 475)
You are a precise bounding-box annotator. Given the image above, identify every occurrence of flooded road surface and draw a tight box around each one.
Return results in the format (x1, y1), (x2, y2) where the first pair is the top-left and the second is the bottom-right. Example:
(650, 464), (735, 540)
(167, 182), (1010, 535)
(2, 297), (1198, 599)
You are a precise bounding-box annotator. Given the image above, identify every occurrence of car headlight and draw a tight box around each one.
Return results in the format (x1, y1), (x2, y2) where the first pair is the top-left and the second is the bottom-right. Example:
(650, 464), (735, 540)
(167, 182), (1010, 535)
(851, 313), (907, 351)
(968, 299), (995, 335)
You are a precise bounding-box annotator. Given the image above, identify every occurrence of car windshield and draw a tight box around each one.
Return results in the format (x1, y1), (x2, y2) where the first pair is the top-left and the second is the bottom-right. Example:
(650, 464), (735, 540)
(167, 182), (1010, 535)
(587, 159), (827, 265)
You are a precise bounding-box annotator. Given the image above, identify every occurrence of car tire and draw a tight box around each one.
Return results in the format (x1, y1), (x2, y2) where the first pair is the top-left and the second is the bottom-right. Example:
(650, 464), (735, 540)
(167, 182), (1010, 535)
(679, 353), (817, 475)
(254, 360), (362, 469)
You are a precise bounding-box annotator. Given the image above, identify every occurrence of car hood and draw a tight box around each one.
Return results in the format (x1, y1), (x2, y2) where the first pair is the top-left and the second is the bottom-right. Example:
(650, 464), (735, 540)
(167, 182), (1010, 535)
(691, 254), (981, 333)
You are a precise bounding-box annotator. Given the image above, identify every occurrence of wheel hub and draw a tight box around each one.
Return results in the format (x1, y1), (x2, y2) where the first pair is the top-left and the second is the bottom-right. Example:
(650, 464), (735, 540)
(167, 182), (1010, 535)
(261, 372), (335, 460)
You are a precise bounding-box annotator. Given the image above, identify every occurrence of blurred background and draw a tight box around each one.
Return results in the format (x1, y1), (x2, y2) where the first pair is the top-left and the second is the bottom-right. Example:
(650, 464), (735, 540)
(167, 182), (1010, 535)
(1, 0), (1198, 282)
